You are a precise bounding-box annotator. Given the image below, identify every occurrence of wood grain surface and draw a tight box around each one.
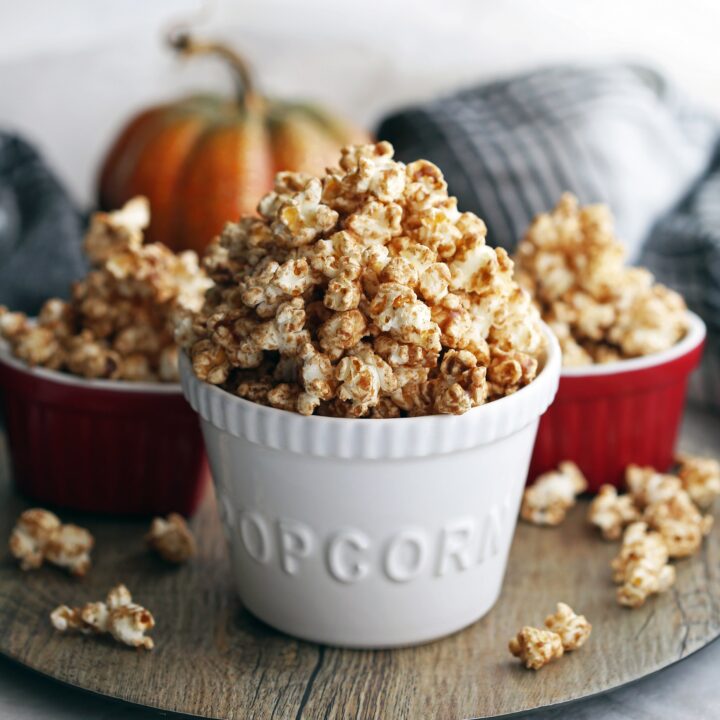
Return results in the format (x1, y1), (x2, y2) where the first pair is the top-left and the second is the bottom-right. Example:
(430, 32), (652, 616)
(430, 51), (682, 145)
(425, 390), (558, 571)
(0, 408), (718, 720)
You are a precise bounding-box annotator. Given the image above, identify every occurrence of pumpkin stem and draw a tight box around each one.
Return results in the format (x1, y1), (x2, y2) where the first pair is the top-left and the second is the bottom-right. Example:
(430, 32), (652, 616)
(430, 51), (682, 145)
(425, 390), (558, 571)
(168, 32), (256, 108)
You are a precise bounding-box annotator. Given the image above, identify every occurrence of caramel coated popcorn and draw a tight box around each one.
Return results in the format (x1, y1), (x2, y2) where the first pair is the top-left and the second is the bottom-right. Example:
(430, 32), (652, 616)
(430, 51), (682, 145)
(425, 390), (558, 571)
(625, 464), (713, 558)
(521, 461), (587, 526)
(9, 509), (93, 577)
(0, 198), (210, 382)
(676, 453), (720, 509)
(515, 194), (688, 366)
(588, 485), (640, 540)
(146, 514), (196, 564)
(51, 584), (155, 650)
(612, 522), (676, 608)
(184, 143), (545, 417)
(543, 603), (592, 651)
(509, 626), (564, 670)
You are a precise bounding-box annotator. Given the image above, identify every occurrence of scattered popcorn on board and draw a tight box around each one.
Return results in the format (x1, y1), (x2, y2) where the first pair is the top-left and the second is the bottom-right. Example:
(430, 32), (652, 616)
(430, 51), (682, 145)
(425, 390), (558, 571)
(9, 509), (93, 577)
(51, 584), (155, 650)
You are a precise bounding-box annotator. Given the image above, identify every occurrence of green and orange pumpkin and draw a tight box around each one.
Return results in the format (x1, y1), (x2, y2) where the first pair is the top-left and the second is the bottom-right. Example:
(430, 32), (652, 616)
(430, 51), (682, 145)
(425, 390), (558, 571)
(98, 34), (369, 253)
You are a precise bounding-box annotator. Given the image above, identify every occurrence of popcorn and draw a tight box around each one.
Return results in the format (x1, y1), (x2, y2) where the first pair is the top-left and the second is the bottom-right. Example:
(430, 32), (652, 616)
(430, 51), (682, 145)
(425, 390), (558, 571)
(612, 522), (676, 608)
(432, 350), (487, 415)
(643, 490), (713, 559)
(588, 485), (641, 540)
(543, 603), (592, 651)
(676, 453), (720, 509)
(0, 198), (210, 383)
(625, 463), (713, 558)
(51, 584), (155, 650)
(9, 509), (93, 577)
(146, 513), (196, 564)
(509, 626), (564, 670)
(521, 461), (588, 526)
(516, 194), (688, 366)
(185, 143), (545, 417)
(625, 465), (682, 508)
(270, 178), (339, 247)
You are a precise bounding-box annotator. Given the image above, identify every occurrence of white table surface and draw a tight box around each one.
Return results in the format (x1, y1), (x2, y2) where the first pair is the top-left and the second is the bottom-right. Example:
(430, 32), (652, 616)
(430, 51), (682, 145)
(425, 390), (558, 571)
(1, 405), (719, 719)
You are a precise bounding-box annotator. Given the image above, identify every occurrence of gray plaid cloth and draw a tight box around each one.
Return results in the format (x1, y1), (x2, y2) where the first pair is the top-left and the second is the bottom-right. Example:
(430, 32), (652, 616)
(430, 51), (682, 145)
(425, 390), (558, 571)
(0, 133), (85, 314)
(378, 64), (720, 411)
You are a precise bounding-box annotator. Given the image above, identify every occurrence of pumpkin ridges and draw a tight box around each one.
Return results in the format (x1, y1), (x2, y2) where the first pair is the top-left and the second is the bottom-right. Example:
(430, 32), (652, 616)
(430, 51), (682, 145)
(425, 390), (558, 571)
(174, 114), (274, 253)
(270, 112), (352, 176)
(118, 114), (208, 245)
(276, 102), (371, 146)
(98, 106), (170, 210)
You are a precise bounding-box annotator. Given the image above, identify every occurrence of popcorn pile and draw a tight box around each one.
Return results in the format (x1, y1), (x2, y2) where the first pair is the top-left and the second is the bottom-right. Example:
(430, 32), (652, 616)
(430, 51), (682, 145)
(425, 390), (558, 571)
(520, 461), (587, 526)
(183, 142), (545, 417)
(509, 602), (591, 670)
(51, 584), (155, 650)
(586, 455), (718, 608)
(0, 198), (210, 382)
(9, 509), (93, 577)
(515, 194), (688, 366)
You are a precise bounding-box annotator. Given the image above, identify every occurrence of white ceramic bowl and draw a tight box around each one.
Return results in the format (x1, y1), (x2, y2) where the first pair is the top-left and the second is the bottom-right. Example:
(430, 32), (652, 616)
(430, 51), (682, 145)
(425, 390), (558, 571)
(180, 325), (561, 647)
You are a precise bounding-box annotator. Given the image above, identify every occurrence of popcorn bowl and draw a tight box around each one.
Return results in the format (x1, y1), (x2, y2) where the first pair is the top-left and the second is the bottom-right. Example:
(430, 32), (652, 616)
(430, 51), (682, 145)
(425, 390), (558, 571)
(0, 339), (209, 516)
(529, 311), (706, 493)
(179, 326), (560, 648)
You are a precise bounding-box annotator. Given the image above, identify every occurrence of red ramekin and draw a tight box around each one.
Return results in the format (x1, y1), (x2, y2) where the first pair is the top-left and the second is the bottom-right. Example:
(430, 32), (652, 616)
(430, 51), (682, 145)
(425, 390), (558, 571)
(0, 339), (209, 516)
(529, 311), (706, 492)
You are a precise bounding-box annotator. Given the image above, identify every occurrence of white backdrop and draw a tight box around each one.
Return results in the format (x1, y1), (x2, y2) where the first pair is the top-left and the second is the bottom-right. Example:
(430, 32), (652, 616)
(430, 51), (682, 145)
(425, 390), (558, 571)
(1, 0), (719, 205)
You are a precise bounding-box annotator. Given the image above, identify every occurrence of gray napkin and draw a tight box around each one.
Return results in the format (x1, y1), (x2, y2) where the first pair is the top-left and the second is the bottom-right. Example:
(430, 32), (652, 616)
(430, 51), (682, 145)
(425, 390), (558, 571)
(378, 64), (720, 409)
(0, 133), (85, 315)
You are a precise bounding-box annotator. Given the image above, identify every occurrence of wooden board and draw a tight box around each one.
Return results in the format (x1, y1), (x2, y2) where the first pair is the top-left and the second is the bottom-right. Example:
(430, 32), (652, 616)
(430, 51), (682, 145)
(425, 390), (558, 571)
(0, 408), (719, 720)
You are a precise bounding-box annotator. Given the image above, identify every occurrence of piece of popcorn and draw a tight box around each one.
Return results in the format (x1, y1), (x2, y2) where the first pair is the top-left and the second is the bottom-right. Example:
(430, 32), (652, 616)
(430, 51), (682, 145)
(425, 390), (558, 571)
(521, 462), (588, 526)
(9, 509), (61, 571)
(9, 509), (93, 576)
(625, 465), (682, 508)
(258, 171), (314, 219)
(676, 453), (720, 509)
(543, 603), (592, 651)
(13, 326), (64, 368)
(432, 349), (487, 415)
(271, 177), (339, 247)
(83, 196), (149, 264)
(190, 338), (231, 385)
(588, 485), (641, 540)
(334, 342), (396, 417)
(509, 626), (564, 670)
(43, 524), (94, 577)
(368, 282), (441, 352)
(266, 382), (301, 412)
(487, 347), (538, 400)
(146, 514), (196, 564)
(345, 200), (403, 245)
(51, 584), (154, 650)
(0, 306), (31, 339)
(65, 333), (121, 379)
(643, 490), (713, 558)
(612, 522), (675, 608)
(297, 343), (336, 413)
(413, 206), (462, 260)
(403, 160), (449, 215)
(337, 141), (406, 203)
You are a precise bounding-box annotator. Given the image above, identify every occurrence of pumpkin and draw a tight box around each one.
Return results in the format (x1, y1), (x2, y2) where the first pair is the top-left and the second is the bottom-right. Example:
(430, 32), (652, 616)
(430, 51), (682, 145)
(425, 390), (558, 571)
(98, 34), (370, 253)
